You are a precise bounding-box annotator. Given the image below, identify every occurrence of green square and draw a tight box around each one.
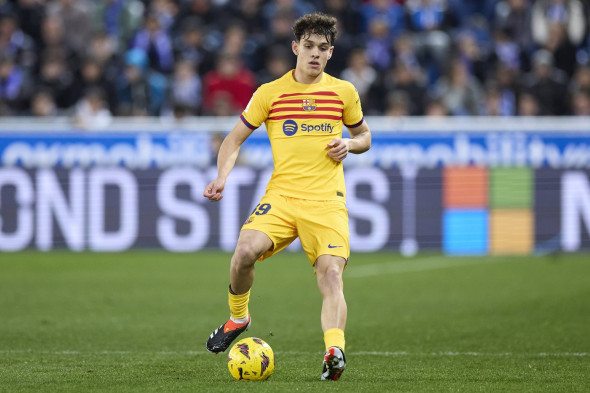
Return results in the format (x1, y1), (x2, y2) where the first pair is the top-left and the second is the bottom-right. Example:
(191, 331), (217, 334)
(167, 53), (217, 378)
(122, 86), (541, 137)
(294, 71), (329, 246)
(490, 168), (533, 208)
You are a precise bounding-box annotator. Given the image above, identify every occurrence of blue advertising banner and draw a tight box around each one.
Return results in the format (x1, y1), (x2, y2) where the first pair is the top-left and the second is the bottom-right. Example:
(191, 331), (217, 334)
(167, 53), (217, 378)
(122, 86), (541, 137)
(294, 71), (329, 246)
(1, 128), (590, 169)
(1, 166), (589, 254)
(0, 132), (212, 168)
(239, 131), (590, 169)
(1, 118), (589, 254)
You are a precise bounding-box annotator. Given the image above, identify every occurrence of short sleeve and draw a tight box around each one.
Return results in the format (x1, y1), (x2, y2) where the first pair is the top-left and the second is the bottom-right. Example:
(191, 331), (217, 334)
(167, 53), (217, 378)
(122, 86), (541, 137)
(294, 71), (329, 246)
(342, 83), (364, 129)
(240, 88), (269, 130)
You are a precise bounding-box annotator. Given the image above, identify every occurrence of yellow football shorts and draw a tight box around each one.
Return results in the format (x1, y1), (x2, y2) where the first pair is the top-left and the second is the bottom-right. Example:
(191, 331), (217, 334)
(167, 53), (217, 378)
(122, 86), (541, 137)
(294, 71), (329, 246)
(241, 192), (349, 266)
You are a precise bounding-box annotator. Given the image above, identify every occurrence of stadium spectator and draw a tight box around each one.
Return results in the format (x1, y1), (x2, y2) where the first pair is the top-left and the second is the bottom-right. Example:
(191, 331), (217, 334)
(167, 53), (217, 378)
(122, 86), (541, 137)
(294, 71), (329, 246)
(29, 89), (59, 117)
(459, 13), (494, 56)
(39, 14), (78, 70)
(328, 11), (365, 76)
(571, 90), (590, 116)
(149, 0), (179, 32)
(0, 54), (30, 114)
(569, 65), (590, 95)
(433, 57), (484, 115)
(385, 90), (412, 116)
(35, 54), (76, 110)
(173, 18), (215, 76)
(72, 57), (118, 114)
(405, 0), (458, 78)
(481, 83), (504, 116)
(491, 63), (521, 116)
(91, 0), (145, 50)
(448, 0), (497, 24)
(0, 12), (36, 71)
(221, 22), (261, 72)
(209, 91), (235, 117)
(542, 22), (577, 77)
(489, 27), (526, 73)
(340, 48), (378, 103)
(360, 0), (405, 39)
(456, 31), (488, 83)
(392, 34), (423, 78)
(46, 0), (93, 57)
(517, 91), (541, 115)
(170, 59), (202, 115)
(229, 0), (266, 36)
(368, 60), (427, 115)
(73, 87), (113, 130)
(493, 0), (533, 52)
(523, 49), (569, 115)
(259, 9), (298, 68)
(531, 0), (586, 47)
(365, 15), (394, 71)
(13, 0), (46, 48)
(130, 12), (174, 74)
(116, 48), (168, 116)
(202, 53), (256, 115)
(0, 0), (589, 118)
(322, 0), (362, 36)
(175, 0), (224, 32)
(424, 97), (450, 116)
(85, 32), (120, 83)
(262, 0), (315, 31)
(256, 45), (293, 85)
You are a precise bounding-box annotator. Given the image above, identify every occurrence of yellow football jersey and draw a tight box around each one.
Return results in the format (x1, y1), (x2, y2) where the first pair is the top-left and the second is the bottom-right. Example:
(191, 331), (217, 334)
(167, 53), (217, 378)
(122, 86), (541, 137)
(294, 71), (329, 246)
(240, 70), (364, 201)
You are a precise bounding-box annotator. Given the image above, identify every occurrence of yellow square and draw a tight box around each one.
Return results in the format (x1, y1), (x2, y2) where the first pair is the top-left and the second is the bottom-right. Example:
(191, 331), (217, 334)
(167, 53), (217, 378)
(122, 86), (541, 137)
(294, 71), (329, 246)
(490, 209), (534, 255)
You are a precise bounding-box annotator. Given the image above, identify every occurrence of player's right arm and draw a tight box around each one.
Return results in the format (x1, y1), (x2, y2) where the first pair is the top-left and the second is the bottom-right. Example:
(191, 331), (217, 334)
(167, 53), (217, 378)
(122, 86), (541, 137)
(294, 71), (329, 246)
(204, 87), (269, 201)
(203, 120), (255, 201)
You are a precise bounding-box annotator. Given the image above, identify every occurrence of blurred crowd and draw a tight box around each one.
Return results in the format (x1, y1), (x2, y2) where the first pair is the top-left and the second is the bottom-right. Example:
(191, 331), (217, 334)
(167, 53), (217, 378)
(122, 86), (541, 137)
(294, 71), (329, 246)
(2, 0), (590, 126)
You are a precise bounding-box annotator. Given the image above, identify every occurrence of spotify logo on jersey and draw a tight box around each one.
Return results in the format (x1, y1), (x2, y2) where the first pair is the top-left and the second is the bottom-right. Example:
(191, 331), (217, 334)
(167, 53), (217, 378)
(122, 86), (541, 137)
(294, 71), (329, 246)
(282, 120), (298, 136)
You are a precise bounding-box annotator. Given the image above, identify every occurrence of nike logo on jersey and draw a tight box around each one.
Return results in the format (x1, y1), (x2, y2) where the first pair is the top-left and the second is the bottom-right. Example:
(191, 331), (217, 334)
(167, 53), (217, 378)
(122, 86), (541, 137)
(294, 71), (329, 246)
(328, 244), (343, 248)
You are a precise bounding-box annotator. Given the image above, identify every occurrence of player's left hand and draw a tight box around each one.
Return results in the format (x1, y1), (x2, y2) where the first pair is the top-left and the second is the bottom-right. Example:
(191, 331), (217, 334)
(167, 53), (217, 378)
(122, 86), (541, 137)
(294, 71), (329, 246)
(327, 138), (350, 162)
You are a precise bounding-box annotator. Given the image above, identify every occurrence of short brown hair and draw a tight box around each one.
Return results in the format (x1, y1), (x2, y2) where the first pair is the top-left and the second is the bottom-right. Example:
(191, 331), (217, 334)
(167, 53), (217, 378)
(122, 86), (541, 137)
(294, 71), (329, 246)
(292, 12), (337, 46)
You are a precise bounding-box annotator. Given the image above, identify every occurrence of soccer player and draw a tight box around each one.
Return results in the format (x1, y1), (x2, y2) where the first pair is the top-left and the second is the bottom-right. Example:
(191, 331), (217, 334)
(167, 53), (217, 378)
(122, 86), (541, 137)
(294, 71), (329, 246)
(203, 12), (371, 381)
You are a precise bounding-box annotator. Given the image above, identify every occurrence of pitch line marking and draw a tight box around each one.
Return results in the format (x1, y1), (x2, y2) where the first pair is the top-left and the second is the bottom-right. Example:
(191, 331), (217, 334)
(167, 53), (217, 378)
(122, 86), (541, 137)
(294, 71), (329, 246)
(0, 350), (587, 357)
(346, 256), (513, 278)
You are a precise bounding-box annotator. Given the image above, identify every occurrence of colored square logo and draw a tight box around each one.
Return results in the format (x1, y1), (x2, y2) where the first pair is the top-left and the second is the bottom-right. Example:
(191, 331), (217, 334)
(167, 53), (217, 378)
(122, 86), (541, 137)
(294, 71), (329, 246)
(444, 167), (488, 208)
(490, 168), (533, 209)
(443, 210), (489, 255)
(490, 209), (534, 255)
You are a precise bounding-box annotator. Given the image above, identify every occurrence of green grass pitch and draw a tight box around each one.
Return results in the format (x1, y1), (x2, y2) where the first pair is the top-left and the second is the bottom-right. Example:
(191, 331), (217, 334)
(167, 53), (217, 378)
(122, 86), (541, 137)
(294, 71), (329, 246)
(1, 251), (589, 392)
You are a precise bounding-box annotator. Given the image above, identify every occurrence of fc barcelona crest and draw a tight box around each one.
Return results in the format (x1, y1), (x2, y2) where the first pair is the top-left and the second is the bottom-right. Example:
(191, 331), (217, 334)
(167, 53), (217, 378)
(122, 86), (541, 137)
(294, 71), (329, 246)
(302, 98), (316, 111)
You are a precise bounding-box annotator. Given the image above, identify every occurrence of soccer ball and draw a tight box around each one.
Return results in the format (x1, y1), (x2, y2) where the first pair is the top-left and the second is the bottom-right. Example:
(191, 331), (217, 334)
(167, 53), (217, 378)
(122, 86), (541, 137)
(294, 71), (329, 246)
(227, 337), (275, 381)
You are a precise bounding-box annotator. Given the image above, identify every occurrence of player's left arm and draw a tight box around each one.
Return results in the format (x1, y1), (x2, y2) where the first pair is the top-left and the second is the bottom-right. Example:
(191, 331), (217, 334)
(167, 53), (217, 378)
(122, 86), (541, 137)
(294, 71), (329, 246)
(327, 121), (371, 162)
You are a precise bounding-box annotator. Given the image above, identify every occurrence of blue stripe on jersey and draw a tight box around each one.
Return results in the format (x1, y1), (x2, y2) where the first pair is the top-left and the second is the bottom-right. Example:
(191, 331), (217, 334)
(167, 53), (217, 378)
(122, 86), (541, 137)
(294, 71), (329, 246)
(344, 117), (364, 129)
(240, 114), (257, 130)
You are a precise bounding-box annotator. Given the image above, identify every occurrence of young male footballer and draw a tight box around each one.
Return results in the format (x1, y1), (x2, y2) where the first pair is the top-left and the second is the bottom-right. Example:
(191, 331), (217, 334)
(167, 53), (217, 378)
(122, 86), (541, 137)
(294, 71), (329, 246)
(203, 12), (371, 381)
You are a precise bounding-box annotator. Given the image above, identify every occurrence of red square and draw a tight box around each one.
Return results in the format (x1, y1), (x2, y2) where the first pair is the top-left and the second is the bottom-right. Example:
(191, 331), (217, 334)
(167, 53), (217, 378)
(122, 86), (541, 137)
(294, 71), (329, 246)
(444, 167), (488, 208)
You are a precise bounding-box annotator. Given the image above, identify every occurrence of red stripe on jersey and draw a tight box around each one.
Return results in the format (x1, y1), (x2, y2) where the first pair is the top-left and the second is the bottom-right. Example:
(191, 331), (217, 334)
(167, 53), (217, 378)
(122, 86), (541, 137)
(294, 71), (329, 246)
(269, 107), (343, 114)
(271, 99), (344, 106)
(268, 114), (342, 121)
(278, 91), (339, 98)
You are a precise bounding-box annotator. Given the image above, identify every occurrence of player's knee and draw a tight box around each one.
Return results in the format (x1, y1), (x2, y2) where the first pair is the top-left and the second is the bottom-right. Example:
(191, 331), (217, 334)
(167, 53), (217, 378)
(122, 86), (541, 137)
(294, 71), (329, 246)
(322, 264), (343, 291)
(233, 242), (261, 268)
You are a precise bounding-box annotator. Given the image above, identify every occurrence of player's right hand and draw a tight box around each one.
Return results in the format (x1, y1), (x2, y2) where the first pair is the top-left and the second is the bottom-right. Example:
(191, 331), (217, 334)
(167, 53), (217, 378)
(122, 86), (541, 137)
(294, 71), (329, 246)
(203, 179), (225, 201)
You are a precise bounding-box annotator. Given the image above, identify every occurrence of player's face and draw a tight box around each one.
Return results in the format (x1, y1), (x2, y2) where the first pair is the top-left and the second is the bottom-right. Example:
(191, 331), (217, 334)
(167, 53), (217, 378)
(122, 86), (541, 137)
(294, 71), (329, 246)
(292, 34), (333, 78)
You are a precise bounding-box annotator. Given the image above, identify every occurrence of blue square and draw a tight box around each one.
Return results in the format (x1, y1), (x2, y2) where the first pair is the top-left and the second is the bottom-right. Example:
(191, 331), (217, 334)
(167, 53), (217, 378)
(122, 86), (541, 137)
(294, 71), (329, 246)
(443, 210), (488, 255)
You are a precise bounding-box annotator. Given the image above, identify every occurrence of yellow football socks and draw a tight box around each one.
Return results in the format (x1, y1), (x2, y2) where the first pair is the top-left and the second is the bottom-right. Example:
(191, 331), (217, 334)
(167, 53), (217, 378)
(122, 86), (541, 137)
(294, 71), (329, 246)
(324, 328), (345, 351)
(228, 287), (250, 320)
